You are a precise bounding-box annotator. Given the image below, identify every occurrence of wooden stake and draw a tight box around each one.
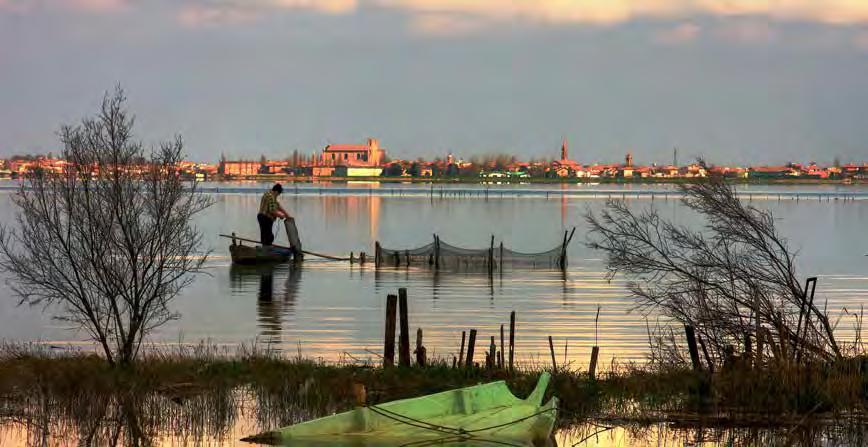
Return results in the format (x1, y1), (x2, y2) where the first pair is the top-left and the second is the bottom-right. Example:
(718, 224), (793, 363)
(375, 242), (381, 268)
(509, 311), (515, 373)
(499, 324), (505, 370)
(548, 336), (557, 373)
(489, 336), (496, 370)
(589, 346), (600, 380)
(398, 288), (410, 367)
(383, 294), (397, 367)
(458, 331), (466, 367)
(415, 328), (426, 367)
(488, 235), (495, 277)
(465, 329), (477, 369)
(433, 234), (440, 270)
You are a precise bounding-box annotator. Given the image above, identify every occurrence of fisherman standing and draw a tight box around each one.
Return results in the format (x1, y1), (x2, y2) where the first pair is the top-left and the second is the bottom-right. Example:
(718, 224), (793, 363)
(258, 184), (290, 247)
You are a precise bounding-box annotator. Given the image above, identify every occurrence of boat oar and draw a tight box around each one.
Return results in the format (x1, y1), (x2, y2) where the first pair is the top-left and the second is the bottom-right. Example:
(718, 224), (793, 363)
(218, 234), (351, 261)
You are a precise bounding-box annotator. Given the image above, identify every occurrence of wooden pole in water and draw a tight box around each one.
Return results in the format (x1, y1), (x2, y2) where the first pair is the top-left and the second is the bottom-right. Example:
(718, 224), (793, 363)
(466, 329), (477, 369)
(548, 336), (557, 373)
(509, 311), (516, 373)
(398, 288), (411, 367)
(684, 325), (702, 372)
(458, 331), (466, 368)
(384, 294), (397, 367)
(499, 324), (505, 370)
(488, 235), (495, 277)
(589, 346), (600, 380)
(488, 336), (496, 370)
(433, 234), (440, 270)
(499, 242), (504, 273)
(375, 242), (381, 268)
(415, 328), (426, 367)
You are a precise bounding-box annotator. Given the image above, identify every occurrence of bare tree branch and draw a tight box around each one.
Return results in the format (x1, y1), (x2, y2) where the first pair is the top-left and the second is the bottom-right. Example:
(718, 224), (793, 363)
(0, 87), (213, 366)
(585, 175), (840, 368)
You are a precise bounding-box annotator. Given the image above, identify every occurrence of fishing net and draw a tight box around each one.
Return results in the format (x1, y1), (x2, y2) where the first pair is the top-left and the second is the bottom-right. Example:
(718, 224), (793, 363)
(376, 229), (574, 271)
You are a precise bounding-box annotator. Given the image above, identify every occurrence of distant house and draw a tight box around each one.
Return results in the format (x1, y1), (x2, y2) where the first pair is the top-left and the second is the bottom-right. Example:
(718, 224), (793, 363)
(840, 163), (867, 178)
(262, 161), (291, 174)
(221, 160), (260, 176)
(801, 163), (828, 179)
(749, 166), (798, 179)
(656, 165), (679, 177)
(632, 166), (652, 178)
(680, 164), (708, 178)
(417, 164), (434, 177)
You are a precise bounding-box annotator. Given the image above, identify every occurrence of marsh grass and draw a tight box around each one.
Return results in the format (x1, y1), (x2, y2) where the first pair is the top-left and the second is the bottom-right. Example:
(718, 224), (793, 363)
(0, 343), (866, 445)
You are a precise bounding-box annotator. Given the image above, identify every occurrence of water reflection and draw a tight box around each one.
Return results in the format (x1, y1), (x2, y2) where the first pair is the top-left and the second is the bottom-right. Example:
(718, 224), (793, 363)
(230, 264), (302, 351)
(0, 387), (240, 446)
(2, 386), (868, 446)
(1, 186), (866, 371)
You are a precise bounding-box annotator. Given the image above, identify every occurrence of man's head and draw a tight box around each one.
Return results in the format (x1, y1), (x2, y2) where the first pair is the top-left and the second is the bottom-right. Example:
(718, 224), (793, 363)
(272, 183), (283, 195)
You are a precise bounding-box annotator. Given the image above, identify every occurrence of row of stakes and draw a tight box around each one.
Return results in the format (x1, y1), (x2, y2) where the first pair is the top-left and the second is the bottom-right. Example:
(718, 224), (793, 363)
(382, 288), (600, 379)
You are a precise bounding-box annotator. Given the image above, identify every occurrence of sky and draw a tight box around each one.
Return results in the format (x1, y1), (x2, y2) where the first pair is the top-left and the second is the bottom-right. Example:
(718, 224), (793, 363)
(1, 1), (868, 165)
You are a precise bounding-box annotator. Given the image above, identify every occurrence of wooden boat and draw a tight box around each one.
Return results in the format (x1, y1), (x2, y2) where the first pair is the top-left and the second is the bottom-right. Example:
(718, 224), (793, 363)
(242, 372), (558, 446)
(229, 243), (294, 265)
(226, 219), (305, 265)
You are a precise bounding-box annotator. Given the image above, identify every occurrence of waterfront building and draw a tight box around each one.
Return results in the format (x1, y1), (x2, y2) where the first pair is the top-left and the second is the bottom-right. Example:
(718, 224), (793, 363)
(221, 160), (259, 176)
(749, 166), (799, 179)
(550, 138), (582, 177)
(320, 138), (385, 167)
(315, 138), (386, 177)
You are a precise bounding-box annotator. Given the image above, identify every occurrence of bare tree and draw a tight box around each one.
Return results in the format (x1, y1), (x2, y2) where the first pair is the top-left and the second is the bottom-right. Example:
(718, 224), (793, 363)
(0, 87), (213, 366)
(585, 176), (840, 368)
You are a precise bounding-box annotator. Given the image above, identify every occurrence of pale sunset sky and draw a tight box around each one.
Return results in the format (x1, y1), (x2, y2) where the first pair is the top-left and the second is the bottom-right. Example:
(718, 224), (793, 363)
(1, 0), (868, 164)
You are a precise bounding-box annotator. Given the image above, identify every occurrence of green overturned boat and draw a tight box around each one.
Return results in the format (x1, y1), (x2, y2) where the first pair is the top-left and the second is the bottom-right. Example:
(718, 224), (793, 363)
(243, 372), (558, 446)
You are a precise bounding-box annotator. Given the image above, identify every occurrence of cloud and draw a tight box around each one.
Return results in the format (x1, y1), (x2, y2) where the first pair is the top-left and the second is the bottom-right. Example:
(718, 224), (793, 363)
(0, 0), (126, 13)
(7, 0), (868, 30)
(714, 20), (776, 44)
(655, 22), (700, 45)
(374, 1), (868, 26)
(273, 0), (357, 15)
(178, 4), (259, 27)
(409, 12), (485, 36)
(175, 0), (357, 27)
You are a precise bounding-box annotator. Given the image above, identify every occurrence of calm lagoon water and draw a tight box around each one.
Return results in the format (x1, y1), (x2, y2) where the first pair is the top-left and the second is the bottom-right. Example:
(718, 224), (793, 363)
(0, 181), (865, 368)
(0, 181), (866, 446)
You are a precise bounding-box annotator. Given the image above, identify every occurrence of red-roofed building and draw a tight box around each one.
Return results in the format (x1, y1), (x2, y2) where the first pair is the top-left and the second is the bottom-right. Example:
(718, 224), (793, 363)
(221, 160), (260, 176)
(321, 138), (385, 168)
(550, 138), (584, 177)
(749, 165), (798, 179)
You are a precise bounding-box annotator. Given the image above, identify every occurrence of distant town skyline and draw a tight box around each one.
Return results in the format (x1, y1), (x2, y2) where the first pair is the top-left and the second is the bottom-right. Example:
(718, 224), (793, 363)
(2, 2), (868, 165)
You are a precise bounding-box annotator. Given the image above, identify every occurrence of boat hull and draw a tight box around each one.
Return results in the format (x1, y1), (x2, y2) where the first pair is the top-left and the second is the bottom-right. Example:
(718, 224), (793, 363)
(229, 244), (293, 265)
(244, 373), (557, 446)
